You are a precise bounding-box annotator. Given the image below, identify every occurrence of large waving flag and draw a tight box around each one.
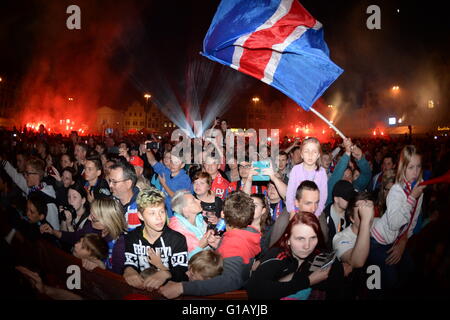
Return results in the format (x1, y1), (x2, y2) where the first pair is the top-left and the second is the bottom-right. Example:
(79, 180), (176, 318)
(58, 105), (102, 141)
(202, 0), (343, 110)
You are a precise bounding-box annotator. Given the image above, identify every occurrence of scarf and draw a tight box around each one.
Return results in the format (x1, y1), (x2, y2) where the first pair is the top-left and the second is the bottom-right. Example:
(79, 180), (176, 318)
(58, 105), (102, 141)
(173, 213), (206, 240)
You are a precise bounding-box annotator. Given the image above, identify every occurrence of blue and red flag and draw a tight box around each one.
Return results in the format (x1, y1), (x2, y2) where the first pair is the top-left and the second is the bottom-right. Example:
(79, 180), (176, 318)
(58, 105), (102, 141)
(202, 0), (343, 110)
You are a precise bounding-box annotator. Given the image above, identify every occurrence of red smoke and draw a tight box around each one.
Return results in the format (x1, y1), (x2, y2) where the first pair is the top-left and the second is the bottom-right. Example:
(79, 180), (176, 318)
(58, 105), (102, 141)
(18, 0), (140, 134)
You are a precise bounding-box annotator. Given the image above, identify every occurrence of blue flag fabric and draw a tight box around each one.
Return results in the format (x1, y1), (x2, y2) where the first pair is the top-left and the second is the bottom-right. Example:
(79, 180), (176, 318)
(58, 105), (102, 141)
(202, 0), (343, 110)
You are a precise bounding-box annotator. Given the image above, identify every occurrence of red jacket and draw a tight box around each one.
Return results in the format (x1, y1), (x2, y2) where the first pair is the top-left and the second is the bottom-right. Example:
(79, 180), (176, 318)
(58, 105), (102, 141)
(218, 226), (261, 264)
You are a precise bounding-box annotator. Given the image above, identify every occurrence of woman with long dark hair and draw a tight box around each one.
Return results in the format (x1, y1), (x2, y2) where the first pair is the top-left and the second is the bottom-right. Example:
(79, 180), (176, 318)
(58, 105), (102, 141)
(60, 181), (90, 232)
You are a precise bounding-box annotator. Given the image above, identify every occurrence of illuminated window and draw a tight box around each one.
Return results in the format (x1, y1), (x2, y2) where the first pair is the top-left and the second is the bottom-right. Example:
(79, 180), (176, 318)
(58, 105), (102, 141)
(164, 123), (167, 128)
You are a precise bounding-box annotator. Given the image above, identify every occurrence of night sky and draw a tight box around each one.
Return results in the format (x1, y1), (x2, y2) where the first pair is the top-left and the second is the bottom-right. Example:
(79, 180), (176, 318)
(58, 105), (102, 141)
(1, 0), (449, 132)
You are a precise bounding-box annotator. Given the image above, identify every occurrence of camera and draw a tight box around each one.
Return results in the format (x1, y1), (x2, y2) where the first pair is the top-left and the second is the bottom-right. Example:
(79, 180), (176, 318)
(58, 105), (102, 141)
(201, 202), (218, 214)
(59, 205), (77, 222)
(46, 167), (55, 176)
(146, 141), (160, 150)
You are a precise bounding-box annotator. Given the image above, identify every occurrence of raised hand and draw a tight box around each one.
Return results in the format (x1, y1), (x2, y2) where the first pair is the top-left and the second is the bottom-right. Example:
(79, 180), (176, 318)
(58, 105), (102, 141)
(351, 145), (363, 160)
(49, 166), (61, 181)
(411, 184), (426, 199)
(357, 200), (374, 223)
(343, 138), (352, 154)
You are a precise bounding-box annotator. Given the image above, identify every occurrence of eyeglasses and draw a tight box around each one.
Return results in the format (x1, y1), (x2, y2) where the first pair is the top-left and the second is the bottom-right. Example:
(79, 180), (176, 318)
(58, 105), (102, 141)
(239, 164), (251, 169)
(24, 171), (39, 176)
(107, 178), (130, 185)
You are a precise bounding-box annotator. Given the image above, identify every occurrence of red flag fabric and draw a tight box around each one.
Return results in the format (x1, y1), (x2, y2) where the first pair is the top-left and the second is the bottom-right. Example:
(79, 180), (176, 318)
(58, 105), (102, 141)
(419, 170), (450, 186)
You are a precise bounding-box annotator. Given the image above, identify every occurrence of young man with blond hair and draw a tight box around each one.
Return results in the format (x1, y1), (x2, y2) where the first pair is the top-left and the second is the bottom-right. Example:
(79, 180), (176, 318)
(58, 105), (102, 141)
(123, 187), (188, 291)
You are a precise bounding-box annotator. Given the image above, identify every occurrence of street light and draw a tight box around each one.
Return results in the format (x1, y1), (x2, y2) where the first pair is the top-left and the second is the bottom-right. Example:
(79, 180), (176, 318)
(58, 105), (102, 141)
(252, 97), (260, 103)
(144, 93), (152, 130)
(391, 86), (400, 91)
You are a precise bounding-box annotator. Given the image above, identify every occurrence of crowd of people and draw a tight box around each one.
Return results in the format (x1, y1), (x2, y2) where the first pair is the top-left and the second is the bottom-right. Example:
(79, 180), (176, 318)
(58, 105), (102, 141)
(1, 122), (449, 300)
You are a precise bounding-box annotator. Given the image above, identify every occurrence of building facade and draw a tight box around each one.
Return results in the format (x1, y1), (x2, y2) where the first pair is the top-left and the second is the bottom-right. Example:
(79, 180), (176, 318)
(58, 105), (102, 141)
(122, 101), (176, 134)
(96, 106), (122, 134)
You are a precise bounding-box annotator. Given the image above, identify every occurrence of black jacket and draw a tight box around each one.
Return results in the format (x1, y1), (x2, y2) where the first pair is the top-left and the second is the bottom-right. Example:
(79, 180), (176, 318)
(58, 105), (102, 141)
(319, 204), (351, 252)
(247, 247), (347, 300)
(84, 178), (111, 200)
(124, 225), (188, 282)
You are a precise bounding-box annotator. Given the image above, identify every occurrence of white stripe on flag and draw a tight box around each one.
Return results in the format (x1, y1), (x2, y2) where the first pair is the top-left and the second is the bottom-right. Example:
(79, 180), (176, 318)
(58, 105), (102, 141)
(261, 25), (307, 84)
(313, 20), (322, 30)
(261, 20), (322, 84)
(232, 0), (293, 69)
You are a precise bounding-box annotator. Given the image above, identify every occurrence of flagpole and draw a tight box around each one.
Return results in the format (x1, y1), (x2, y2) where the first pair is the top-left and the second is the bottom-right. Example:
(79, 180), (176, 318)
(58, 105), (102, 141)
(309, 107), (346, 140)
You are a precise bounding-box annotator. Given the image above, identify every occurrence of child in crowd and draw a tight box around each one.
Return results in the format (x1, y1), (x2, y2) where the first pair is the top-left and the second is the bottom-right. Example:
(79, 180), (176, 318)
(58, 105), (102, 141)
(12, 192), (59, 244)
(369, 145), (426, 296)
(145, 145), (192, 217)
(159, 191), (261, 299)
(286, 137), (327, 217)
(40, 198), (127, 274)
(186, 250), (224, 281)
(73, 233), (109, 270)
(123, 187), (188, 291)
(83, 156), (111, 201)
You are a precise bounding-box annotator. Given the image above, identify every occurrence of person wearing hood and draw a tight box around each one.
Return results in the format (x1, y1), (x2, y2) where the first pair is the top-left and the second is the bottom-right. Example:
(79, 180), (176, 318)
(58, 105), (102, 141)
(159, 191), (261, 298)
(1, 155), (60, 230)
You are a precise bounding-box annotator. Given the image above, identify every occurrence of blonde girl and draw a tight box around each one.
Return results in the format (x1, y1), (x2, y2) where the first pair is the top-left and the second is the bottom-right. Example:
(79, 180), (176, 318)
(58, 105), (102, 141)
(41, 198), (127, 274)
(286, 137), (327, 217)
(369, 145), (425, 294)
